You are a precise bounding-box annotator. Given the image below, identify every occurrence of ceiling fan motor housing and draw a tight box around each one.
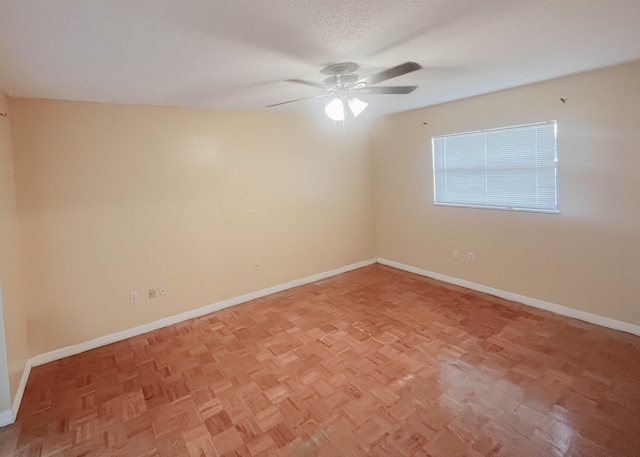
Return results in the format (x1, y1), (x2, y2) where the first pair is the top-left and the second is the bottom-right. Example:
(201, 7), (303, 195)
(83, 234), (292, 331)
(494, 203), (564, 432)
(324, 73), (360, 90)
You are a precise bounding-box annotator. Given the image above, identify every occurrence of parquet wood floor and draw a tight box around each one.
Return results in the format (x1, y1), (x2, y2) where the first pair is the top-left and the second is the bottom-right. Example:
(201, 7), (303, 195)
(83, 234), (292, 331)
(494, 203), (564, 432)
(2, 265), (640, 456)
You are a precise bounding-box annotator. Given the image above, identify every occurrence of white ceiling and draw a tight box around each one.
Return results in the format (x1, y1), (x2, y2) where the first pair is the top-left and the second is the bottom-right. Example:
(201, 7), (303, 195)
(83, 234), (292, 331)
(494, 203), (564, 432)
(1, 0), (639, 118)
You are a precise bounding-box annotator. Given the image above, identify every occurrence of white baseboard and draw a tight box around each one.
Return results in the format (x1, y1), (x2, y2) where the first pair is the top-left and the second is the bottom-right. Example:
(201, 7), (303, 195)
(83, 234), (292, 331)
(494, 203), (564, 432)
(15, 255), (636, 423)
(0, 408), (13, 427)
(29, 258), (377, 368)
(377, 258), (640, 337)
(11, 359), (31, 420)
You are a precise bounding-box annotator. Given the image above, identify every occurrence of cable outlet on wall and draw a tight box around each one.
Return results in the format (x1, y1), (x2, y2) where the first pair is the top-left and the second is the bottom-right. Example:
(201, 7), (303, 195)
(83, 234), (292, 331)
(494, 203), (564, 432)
(254, 261), (260, 271)
(453, 249), (459, 259)
(468, 252), (475, 262)
(148, 289), (157, 299)
(158, 286), (167, 296)
(129, 291), (138, 304)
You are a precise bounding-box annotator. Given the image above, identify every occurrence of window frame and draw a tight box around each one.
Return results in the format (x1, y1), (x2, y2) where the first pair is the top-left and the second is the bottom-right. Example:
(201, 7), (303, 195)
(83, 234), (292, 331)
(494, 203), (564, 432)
(431, 121), (559, 214)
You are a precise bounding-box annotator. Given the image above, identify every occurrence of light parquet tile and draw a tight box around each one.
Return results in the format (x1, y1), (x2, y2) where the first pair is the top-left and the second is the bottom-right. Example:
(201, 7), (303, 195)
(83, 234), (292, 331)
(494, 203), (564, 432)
(2, 265), (640, 456)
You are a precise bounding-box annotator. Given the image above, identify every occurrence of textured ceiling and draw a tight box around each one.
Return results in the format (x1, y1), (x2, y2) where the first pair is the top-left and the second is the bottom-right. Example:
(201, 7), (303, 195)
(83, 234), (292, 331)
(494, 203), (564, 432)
(1, 0), (640, 118)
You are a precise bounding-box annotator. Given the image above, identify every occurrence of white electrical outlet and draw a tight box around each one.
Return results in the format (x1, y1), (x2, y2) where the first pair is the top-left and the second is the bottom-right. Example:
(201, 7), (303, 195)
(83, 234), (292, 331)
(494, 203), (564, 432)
(453, 249), (459, 259)
(158, 286), (167, 296)
(129, 291), (138, 304)
(468, 252), (475, 262)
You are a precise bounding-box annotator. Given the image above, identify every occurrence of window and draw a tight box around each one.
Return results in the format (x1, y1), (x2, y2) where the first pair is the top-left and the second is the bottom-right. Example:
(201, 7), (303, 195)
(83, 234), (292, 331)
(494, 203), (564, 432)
(432, 121), (558, 213)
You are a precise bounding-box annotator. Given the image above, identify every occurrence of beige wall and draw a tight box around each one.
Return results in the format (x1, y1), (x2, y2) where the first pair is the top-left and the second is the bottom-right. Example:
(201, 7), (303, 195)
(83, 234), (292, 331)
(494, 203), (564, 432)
(0, 92), (30, 405)
(5, 60), (640, 366)
(10, 100), (376, 356)
(372, 61), (640, 326)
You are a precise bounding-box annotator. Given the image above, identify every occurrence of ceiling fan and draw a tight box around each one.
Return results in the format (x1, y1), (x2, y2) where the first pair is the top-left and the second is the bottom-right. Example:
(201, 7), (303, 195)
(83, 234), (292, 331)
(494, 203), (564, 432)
(267, 61), (422, 120)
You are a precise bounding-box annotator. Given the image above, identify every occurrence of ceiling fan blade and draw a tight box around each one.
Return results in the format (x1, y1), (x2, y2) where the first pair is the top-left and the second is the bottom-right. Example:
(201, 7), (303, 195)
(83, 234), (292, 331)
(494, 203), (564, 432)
(355, 86), (418, 95)
(359, 62), (422, 86)
(286, 79), (328, 90)
(266, 94), (332, 107)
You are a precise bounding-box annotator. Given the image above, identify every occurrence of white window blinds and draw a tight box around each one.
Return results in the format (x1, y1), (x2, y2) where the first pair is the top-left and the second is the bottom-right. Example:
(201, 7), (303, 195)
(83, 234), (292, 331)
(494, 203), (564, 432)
(432, 121), (558, 213)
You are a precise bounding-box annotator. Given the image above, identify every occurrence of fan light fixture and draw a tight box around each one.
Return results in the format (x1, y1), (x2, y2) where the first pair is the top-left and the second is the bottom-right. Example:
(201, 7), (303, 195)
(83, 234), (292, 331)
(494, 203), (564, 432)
(348, 98), (368, 117)
(324, 98), (345, 121)
(324, 97), (368, 121)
